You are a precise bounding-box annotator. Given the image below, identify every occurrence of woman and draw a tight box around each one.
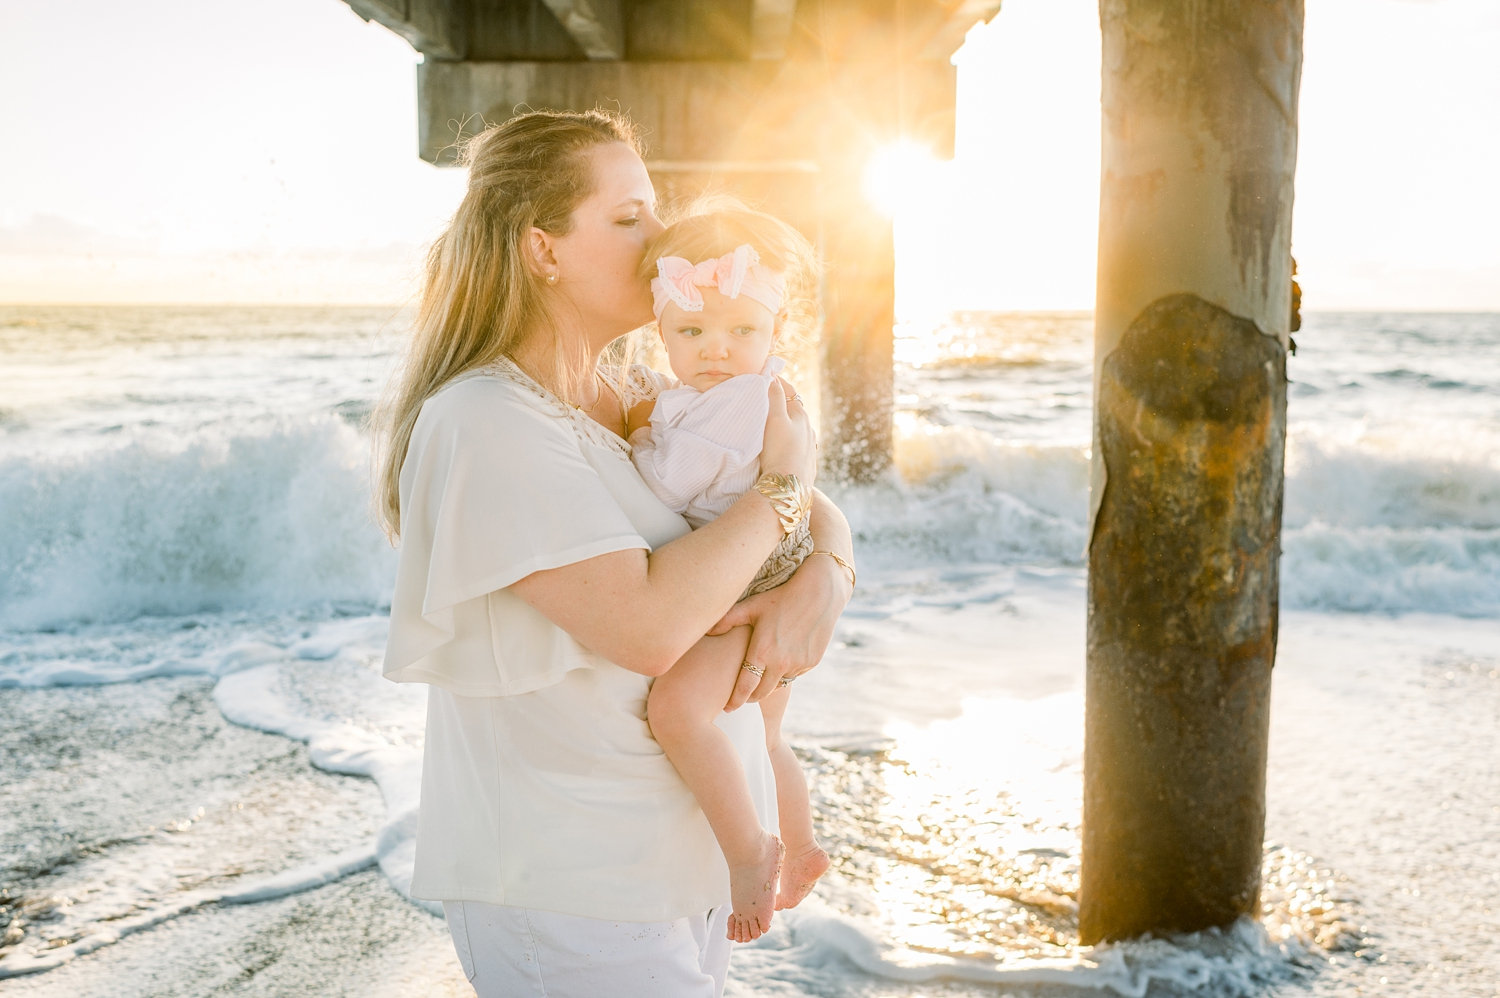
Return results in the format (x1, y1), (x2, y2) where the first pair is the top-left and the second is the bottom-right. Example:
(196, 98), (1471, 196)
(373, 109), (854, 997)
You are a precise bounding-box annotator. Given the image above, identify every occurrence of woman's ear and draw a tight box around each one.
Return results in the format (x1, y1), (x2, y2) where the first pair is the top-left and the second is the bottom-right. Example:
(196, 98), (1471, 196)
(525, 226), (559, 281)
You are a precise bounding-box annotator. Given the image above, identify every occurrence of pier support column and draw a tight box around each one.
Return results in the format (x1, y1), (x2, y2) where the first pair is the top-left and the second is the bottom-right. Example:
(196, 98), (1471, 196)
(1081, 0), (1303, 944)
(818, 161), (895, 483)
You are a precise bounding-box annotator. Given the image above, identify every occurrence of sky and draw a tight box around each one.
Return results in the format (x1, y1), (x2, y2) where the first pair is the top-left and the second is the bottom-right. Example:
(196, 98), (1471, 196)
(1, 0), (1496, 310)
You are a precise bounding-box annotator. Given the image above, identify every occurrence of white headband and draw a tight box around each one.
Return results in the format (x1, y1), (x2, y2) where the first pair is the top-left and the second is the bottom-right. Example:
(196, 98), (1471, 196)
(650, 243), (787, 320)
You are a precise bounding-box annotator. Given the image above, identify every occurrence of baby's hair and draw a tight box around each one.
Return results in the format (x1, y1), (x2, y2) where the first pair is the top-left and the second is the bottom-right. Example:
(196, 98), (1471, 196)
(641, 197), (821, 352)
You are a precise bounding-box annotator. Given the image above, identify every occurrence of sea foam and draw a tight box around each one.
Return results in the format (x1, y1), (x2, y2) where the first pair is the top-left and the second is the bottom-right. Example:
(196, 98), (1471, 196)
(849, 418), (1500, 617)
(728, 905), (1306, 998)
(4, 411), (1496, 630)
(4, 307), (1498, 630)
(0, 415), (394, 629)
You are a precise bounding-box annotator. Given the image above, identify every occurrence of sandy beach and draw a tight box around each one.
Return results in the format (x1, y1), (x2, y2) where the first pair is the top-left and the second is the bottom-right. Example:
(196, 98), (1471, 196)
(4, 596), (1497, 997)
(0, 676), (469, 996)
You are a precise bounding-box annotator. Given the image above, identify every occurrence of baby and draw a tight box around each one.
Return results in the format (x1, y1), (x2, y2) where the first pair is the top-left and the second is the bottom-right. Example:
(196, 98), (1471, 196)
(629, 208), (843, 943)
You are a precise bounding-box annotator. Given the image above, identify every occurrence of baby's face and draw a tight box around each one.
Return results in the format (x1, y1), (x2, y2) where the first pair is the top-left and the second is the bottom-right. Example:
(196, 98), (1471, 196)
(658, 288), (778, 392)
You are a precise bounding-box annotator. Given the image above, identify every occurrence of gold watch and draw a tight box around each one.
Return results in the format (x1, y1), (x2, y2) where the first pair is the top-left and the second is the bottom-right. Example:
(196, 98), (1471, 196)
(752, 472), (812, 535)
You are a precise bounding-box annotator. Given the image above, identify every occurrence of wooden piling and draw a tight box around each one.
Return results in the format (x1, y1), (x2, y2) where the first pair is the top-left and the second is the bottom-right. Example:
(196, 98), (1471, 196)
(1081, 0), (1304, 943)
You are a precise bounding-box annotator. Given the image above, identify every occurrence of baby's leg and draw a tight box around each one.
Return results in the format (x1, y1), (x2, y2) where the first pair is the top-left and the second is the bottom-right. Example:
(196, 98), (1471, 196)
(758, 689), (830, 910)
(647, 627), (783, 943)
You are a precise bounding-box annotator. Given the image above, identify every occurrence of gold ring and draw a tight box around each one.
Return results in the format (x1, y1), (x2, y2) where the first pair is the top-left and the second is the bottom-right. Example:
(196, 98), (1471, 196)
(741, 662), (765, 677)
(791, 393), (804, 406)
(777, 676), (793, 688)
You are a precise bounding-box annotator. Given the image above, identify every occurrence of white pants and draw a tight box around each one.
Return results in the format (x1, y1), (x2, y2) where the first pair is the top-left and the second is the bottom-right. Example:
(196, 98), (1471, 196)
(442, 900), (732, 997)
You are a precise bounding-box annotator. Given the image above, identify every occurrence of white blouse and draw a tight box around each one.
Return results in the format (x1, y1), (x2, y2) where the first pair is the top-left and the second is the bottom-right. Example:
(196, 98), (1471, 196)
(383, 359), (777, 921)
(629, 357), (784, 529)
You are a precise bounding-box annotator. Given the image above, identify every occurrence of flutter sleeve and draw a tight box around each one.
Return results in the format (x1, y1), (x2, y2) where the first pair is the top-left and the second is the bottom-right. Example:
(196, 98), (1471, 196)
(383, 374), (649, 695)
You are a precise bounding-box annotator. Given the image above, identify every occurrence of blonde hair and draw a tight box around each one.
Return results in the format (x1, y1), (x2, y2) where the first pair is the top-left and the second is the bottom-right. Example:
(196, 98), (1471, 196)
(639, 200), (821, 353)
(373, 109), (640, 540)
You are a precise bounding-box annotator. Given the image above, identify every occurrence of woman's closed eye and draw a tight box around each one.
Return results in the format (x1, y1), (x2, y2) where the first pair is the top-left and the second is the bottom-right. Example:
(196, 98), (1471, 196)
(618, 204), (659, 228)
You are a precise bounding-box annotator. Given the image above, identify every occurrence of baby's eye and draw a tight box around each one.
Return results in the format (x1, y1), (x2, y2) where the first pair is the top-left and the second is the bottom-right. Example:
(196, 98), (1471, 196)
(733, 326), (758, 336)
(677, 327), (702, 337)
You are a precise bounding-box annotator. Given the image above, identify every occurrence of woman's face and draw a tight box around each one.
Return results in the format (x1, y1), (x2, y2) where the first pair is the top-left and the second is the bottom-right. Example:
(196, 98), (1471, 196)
(548, 142), (664, 341)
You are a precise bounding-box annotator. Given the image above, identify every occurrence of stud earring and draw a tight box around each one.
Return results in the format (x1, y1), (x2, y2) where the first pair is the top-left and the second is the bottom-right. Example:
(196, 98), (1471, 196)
(546, 272), (558, 285)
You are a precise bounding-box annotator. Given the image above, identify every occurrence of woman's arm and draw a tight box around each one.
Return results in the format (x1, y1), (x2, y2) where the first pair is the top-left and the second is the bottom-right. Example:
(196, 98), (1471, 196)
(508, 490), (786, 676)
(714, 489), (856, 709)
(509, 381), (817, 677)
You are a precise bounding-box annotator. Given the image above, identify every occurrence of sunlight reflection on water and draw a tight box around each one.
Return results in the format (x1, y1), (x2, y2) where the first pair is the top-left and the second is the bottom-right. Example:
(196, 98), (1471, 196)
(802, 693), (1363, 981)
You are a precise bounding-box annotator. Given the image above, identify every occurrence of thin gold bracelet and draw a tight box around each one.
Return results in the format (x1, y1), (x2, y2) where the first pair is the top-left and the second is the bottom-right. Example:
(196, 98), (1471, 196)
(810, 549), (856, 592)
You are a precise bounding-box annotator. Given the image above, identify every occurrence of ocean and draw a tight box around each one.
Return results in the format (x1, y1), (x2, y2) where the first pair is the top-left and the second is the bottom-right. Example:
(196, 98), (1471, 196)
(1, 305), (1496, 997)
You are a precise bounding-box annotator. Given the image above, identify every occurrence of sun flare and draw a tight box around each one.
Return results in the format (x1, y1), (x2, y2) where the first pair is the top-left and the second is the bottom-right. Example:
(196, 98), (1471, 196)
(863, 141), (944, 218)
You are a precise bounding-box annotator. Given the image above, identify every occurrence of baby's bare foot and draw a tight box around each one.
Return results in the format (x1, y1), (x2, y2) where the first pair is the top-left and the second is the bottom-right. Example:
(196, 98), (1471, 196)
(775, 842), (830, 910)
(725, 835), (784, 942)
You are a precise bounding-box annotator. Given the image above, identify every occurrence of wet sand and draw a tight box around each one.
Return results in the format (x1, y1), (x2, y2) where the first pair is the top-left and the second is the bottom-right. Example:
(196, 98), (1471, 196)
(0, 677), (468, 996)
(3, 606), (1497, 997)
(1266, 612), (1500, 997)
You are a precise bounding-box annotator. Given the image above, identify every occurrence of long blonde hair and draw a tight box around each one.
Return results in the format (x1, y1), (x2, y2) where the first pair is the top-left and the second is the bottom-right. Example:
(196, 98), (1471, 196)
(373, 109), (640, 540)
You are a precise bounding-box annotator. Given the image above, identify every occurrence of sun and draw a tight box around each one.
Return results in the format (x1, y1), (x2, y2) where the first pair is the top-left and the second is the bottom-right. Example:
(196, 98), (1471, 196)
(862, 141), (944, 218)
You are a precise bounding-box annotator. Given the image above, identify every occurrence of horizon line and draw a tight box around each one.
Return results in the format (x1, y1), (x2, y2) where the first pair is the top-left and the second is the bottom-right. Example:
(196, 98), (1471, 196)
(3, 302), (1499, 316)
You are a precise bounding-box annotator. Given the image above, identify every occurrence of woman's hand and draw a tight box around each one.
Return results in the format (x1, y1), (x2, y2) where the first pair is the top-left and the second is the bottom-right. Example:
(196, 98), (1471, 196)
(713, 540), (853, 710)
(759, 377), (817, 484)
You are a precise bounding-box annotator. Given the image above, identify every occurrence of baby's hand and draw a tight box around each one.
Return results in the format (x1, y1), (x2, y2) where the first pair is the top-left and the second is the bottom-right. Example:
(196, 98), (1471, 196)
(625, 398), (656, 438)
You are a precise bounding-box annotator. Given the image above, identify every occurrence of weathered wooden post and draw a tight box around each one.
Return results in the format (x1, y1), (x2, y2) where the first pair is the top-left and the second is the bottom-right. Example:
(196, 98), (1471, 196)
(1081, 0), (1303, 943)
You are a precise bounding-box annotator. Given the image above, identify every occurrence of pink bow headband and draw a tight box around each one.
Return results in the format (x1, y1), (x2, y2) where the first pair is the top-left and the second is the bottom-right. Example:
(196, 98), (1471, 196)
(650, 243), (788, 321)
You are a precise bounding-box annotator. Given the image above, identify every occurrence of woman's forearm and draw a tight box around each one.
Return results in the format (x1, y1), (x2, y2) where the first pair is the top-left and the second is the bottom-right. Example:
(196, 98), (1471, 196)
(632, 485), (843, 657)
(713, 490), (855, 708)
(808, 489), (855, 594)
(509, 488), (788, 675)
(642, 490), (789, 630)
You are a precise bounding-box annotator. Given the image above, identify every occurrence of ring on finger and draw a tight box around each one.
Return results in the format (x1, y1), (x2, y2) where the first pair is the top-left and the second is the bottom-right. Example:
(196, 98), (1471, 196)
(741, 662), (765, 678)
(790, 393), (804, 406)
(776, 676), (794, 688)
